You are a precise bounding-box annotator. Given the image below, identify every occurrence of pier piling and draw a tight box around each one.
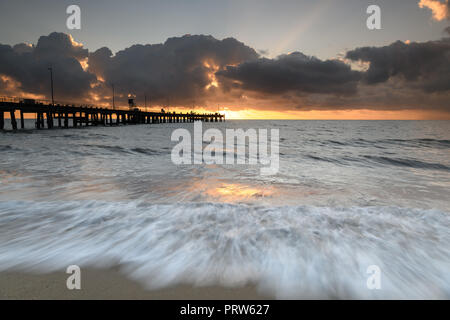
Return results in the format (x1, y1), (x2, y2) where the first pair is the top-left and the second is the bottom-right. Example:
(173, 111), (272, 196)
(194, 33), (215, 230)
(10, 110), (17, 130)
(20, 110), (25, 129)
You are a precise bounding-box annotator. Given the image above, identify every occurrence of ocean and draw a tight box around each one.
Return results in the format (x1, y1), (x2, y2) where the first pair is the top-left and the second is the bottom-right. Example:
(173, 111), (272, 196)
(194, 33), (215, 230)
(0, 120), (449, 299)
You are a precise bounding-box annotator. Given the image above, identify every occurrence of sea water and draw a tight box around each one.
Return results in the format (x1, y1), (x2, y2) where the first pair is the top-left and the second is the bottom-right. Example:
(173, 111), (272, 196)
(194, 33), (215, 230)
(0, 120), (449, 298)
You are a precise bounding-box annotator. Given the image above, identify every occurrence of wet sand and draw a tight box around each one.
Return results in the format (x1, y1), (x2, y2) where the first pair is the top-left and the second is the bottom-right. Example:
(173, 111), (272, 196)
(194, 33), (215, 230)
(0, 268), (271, 300)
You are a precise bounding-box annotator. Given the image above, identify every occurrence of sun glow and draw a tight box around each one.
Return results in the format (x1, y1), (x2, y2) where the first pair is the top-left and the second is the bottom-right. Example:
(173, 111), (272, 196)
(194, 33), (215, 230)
(89, 92), (101, 102)
(79, 58), (89, 71)
(203, 61), (219, 90)
(273, 1), (331, 56)
(221, 108), (244, 119)
(0, 74), (45, 100)
(0, 74), (21, 90)
(68, 34), (84, 48)
(218, 108), (450, 120)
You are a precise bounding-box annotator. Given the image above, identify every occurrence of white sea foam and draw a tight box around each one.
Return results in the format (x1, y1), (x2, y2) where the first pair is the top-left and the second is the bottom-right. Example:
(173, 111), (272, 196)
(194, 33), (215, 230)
(0, 201), (449, 299)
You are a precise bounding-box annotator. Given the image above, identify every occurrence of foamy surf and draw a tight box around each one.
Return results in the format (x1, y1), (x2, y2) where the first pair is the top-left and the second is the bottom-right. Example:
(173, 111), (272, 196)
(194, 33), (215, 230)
(0, 201), (448, 299)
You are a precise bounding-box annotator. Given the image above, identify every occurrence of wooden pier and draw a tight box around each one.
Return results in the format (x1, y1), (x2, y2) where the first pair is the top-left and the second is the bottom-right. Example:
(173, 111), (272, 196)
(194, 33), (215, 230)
(0, 97), (225, 130)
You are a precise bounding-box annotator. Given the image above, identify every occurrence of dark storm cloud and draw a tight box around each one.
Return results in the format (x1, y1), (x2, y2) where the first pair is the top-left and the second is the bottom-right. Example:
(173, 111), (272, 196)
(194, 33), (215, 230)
(0, 32), (449, 113)
(87, 46), (112, 79)
(12, 43), (34, 54)
(346, 38), (450, 93)
(0, 32), (95, 100)
(216, 52), (362, 95)
(88, 34), (258, 104)
(33, 32), (88, 61)
(447, 0), (450, 19)
(0, 32), (257, 103)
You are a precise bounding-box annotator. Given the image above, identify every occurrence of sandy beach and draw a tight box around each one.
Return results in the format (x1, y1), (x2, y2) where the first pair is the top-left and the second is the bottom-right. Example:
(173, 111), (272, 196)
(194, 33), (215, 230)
(0, 268), (271, 300)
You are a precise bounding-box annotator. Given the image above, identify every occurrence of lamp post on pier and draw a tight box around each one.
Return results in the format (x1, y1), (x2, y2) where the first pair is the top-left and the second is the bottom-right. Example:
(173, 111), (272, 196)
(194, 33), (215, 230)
(48, 67), (54, 106)
(112, 84), (115, 110)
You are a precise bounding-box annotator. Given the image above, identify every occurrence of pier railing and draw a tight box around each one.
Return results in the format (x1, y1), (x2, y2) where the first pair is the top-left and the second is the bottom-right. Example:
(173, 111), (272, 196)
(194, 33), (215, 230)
(0, 96), (127, 111)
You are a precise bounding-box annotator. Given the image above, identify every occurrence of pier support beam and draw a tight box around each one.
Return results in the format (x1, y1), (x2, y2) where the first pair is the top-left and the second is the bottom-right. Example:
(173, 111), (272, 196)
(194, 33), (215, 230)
(46, 112), (52, 129)
(10, 110), (17, 130)
(20, 110), (25, 129)
(36, 113), (41, 129)
(0, 111), (4, 130)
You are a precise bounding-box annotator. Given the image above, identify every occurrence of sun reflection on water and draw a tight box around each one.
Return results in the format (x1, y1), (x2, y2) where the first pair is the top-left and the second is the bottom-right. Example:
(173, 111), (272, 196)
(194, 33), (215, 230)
(204, 182), (275, 202)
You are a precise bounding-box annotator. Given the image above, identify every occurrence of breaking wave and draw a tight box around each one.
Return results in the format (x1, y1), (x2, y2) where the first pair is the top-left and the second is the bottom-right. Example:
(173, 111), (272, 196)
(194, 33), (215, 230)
(0, 201), (449, 299)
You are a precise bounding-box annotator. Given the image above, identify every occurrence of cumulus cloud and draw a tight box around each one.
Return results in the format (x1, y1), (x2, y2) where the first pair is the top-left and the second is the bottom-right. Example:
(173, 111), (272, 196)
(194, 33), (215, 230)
(418, 0), (450, 21)
(0, 32), (449, 114)
(346, 38), (450, 93)
(299, 79), (450, 112)
(89, 35), (258, 105)
(0, 32), (96, 101)
(217, 52), (362, 95)
(87, 47), (112, 80)
(12, 43), (34, 55)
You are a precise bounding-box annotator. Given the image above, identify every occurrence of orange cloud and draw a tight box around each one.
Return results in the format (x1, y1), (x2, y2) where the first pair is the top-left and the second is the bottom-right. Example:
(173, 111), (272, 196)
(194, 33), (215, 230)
(419, 0), (449, 21)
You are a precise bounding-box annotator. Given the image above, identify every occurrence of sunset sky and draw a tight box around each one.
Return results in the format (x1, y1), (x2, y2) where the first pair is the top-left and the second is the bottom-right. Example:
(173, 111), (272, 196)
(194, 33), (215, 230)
(0, 0), (449, 119)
